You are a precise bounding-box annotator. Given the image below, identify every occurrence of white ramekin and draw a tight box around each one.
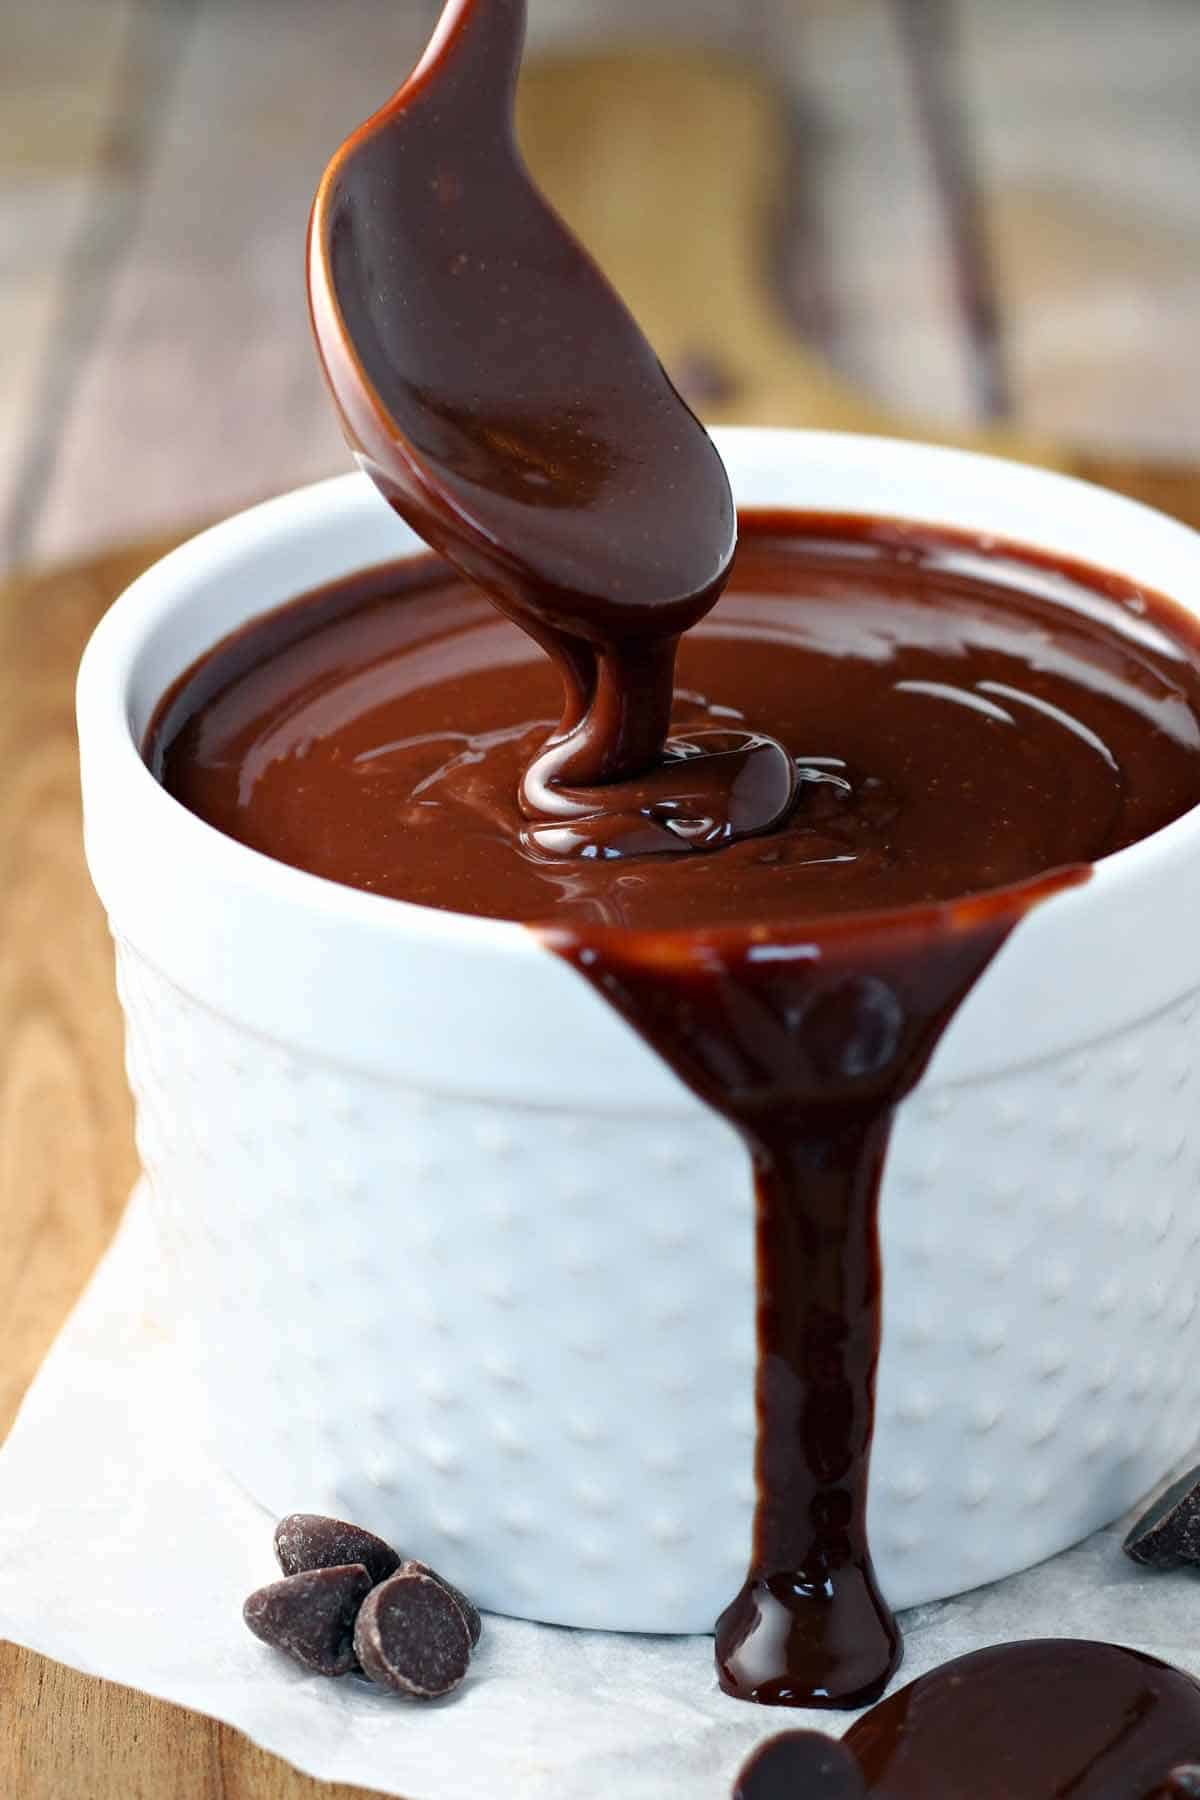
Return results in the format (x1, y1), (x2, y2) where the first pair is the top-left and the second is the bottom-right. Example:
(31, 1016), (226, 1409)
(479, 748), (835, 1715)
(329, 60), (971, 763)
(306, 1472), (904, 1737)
(78, 430), (1200, 1634)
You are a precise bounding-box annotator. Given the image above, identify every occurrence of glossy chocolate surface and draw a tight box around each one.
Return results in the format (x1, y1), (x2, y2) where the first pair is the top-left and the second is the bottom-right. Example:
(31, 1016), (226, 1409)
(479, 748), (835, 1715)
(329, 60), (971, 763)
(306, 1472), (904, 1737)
(308, 0), (784, 856)
(839, 1640), (1200, 1797)
(153, 516), (1200, 923)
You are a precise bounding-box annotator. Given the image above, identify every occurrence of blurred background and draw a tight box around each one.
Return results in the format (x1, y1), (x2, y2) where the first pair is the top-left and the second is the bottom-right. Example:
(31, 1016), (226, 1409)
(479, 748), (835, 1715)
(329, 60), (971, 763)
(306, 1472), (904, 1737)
(4, 0), (1199, 577)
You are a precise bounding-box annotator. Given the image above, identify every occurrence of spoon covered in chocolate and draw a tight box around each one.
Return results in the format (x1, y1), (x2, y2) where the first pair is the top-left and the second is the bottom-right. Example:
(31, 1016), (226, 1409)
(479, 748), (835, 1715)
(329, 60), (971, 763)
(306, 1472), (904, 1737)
(308, 0), (796, 856)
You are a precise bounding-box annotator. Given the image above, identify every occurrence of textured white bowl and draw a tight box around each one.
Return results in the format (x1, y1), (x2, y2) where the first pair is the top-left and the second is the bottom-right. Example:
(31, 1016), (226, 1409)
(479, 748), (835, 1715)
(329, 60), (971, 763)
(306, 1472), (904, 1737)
(78, 430), (1200, 1634)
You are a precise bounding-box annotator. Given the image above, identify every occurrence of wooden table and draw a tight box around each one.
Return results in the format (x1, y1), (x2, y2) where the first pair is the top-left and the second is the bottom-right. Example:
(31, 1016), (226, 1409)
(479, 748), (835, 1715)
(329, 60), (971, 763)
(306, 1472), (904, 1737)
(4, 0), (1200, 574)
(4, 16), (1200, 1800)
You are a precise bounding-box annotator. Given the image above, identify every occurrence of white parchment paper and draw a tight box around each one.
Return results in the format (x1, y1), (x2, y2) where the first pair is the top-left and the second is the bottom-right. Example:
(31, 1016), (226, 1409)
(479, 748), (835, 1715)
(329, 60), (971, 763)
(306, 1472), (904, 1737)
(2, 1186), (1200, 1799)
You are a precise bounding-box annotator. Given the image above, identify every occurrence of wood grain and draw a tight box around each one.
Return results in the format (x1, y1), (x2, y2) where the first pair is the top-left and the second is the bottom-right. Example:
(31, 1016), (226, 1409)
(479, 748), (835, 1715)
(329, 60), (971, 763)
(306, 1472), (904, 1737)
(4, 0), (1200, 572)
(0, 1), (140, 560)
(515, 48), (1054, 471)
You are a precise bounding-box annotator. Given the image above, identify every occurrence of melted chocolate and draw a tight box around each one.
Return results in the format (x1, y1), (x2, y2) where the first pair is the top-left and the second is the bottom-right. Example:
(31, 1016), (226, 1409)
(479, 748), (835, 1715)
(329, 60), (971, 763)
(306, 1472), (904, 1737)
(835, 1639), (1200, 1797)
(552, 900), (1014, 1707)
(308, 0), (798, 857)
(152, 517), (1200, 1709)
(152, 519), (1200, 920)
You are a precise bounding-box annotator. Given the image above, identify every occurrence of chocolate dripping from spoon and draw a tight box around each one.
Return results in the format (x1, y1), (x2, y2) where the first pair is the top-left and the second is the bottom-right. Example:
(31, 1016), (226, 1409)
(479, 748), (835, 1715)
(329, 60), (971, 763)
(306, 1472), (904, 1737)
(308, 0), (796, 857)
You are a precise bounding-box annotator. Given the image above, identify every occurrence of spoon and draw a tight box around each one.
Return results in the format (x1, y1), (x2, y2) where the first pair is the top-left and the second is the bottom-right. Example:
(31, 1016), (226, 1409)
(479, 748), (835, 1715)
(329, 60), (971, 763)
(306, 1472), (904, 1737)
(308, 0), (795, 847)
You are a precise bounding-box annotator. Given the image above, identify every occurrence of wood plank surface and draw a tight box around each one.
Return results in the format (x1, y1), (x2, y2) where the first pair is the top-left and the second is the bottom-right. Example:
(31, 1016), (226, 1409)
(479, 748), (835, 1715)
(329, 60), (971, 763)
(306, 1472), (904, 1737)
(3, 0), (1200, 572)
(3, 6), (1200, 1796)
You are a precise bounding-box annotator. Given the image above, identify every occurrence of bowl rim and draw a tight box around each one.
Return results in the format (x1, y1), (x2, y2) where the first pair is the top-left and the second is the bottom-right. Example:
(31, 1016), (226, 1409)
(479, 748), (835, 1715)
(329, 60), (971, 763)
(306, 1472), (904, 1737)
(77, 424), (1200, 963)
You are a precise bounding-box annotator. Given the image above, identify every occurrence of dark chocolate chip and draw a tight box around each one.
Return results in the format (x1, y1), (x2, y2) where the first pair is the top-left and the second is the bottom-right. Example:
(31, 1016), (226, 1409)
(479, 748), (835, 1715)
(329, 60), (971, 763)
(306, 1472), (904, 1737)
(354, 1569), (472, 1699)
(274, 1513), (402, 1586)
(243, 1563), (372, 1676)
(1123, 1467), (1200, 1568)
(733, 1731), (865, 1800)
(399, 1557), (482, 1647)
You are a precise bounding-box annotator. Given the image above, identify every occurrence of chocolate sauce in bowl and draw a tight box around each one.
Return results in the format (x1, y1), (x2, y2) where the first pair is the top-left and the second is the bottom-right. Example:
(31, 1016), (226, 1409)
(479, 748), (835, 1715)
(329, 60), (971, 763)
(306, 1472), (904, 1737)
(153, 520), (1200, 920)
(152, 516), (1200, 1708)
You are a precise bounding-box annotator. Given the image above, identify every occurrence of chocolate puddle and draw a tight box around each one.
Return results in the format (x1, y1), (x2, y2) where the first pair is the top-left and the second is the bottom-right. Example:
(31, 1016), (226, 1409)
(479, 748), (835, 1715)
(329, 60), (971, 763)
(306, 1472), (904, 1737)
(152, 518), (1200, 1707)
(836, 1639), (1200, 1796)
(734, 1641), (1200, 1795)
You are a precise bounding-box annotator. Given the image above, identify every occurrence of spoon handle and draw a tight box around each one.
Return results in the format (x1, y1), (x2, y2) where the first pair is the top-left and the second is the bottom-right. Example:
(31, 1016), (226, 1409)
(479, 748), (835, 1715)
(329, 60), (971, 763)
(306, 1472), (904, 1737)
(403, 0), (526, 121)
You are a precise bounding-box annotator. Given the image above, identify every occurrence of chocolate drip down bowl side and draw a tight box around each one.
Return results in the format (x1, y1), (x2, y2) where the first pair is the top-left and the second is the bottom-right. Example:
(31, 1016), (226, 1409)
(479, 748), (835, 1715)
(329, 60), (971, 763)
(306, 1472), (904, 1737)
(77, 430), (1200, 1635)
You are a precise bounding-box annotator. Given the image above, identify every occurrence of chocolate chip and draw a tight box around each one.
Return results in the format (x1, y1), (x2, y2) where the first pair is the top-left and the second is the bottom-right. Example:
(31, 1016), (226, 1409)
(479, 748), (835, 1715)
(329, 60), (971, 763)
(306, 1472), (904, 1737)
(354, 1569), (473, 1699)
(274, 1513), (402, 1586)
(1123, 1467), (1200, 1568)
(243, 1563), (372, 1676)
(399, 1557), (482, 1647)
(733, 1731), (865, 1799)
